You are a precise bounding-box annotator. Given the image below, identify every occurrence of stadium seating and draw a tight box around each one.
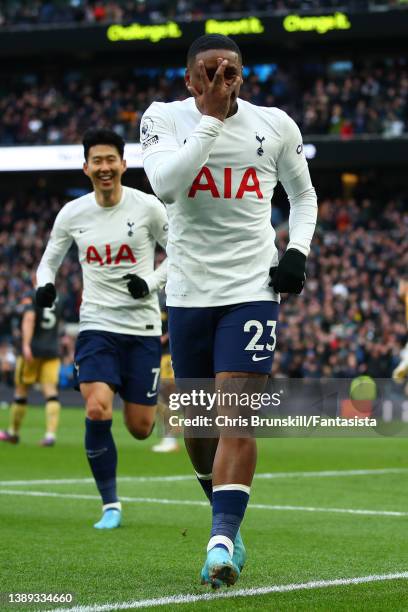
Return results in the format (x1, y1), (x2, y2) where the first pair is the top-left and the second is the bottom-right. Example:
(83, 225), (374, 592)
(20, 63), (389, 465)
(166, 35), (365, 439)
(0, 58), (406, 145)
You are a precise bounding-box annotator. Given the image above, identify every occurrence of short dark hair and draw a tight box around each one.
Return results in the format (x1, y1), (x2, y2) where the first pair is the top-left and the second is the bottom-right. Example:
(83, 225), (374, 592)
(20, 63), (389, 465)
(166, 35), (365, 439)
(187, 34), (242, 65)
(82, 128), (125, 161)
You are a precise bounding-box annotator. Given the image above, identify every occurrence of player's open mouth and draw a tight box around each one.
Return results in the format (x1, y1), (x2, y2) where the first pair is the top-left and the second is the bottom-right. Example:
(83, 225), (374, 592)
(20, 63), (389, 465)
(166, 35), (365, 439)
(99, 175), (113, 185)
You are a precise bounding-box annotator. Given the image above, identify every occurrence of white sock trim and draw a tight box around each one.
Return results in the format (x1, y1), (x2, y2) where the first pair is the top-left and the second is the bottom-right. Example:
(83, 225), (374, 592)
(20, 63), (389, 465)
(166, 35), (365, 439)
(207, 536), (234, 558)
(103, 501), (122, 512)
(213, 484), (250, 494)
(195, 471), (212, 480)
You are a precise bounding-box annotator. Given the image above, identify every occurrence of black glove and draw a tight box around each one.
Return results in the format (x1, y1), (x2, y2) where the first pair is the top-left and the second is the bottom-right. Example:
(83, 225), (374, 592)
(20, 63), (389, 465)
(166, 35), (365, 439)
(35, 283), (56, 308)
(123, 274), (149, 299)
(269, 249), (306, 294)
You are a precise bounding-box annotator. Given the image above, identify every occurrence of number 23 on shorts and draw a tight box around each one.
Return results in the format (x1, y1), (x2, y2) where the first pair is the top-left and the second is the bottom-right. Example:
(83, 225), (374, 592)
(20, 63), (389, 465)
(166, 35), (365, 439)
(244, 319), (277, 362)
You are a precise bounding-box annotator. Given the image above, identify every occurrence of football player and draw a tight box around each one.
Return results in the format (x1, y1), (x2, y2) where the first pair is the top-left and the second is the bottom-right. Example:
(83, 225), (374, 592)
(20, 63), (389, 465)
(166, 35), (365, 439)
(35, 129), (168, 529)
(0, 291), (62, 446)
(141, 35), (317, 587)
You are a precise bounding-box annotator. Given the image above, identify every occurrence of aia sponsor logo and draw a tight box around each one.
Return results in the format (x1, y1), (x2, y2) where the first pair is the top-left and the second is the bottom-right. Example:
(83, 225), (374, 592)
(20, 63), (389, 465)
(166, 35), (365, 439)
(188, 167), (263, 199)
(86, 244), (136, 266)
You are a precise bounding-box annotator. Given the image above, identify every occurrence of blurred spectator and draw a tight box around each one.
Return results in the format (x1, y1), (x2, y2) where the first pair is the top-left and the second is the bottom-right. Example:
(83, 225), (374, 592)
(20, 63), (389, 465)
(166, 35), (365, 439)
(58, 333), (75, 388)
(0, 341), (16, 386)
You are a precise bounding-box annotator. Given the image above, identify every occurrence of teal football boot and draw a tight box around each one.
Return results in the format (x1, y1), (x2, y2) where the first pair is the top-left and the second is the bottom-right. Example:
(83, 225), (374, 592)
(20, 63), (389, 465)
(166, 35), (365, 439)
(200, 546), (240, 589)
(232, 529), (247, 572)
(94, 508), (122, 529)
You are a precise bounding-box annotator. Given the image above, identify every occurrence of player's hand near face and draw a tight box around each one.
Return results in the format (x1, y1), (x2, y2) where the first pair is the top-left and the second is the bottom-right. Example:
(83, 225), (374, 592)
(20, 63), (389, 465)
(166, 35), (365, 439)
(188, 59), (241, 122)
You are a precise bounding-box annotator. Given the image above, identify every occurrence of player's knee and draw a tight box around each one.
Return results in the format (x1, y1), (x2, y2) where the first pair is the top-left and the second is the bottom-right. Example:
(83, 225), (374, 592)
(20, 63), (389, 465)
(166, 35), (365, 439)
(126, 417), (154, 440)
(86, 397), (110, 421)
(220, 437), (255, 452)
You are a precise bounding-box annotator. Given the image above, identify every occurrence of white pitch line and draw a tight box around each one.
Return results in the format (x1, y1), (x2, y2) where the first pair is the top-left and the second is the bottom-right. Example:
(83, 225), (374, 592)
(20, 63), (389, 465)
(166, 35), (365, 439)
(1, 467), (407, 487)
(1, 489), (407, 517)
(46, 571), (408, 612)
(0, 476), (193, 486)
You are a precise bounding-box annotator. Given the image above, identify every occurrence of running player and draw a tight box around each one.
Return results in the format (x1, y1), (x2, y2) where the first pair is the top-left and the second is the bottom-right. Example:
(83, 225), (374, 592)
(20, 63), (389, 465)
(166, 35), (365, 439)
(0, 291), (62, 446)
(141, 35), (317, 586)
(35, 128), (168, 529)
(151, 284), (179, 453)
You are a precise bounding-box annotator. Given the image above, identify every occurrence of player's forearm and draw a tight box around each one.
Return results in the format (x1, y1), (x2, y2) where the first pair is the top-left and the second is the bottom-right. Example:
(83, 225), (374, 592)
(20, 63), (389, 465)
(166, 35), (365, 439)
(144, 116), (224, 203)
(284, 169), (318, 256)
(37, 255), (61, 286)
(145, 258), (168, 293)
(22, 313), (35, 348)
(36, 234), (72, 286)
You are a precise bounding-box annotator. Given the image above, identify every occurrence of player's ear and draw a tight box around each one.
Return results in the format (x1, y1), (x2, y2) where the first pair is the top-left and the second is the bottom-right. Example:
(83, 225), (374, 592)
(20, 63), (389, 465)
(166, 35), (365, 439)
(185, 68), (191, 88)
(83, 162), (89, 177)
(121, 159), (127, 174)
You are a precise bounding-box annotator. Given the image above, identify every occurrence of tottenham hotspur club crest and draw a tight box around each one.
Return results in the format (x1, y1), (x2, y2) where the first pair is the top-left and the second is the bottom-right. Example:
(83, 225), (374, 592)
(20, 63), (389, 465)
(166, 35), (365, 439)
(127, 221), (135, 237)
(256, 134), (265, 156)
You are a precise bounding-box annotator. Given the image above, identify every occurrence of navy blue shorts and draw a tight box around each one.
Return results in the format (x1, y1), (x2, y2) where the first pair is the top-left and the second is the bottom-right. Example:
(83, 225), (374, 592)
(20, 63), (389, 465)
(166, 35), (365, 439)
(74, 330), (161, 405)
(168, 301), (279, 378)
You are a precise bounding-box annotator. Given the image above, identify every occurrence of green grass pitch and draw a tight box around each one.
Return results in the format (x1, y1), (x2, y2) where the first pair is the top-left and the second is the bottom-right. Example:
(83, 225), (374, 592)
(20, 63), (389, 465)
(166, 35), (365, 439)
(0, 406), (407, 611)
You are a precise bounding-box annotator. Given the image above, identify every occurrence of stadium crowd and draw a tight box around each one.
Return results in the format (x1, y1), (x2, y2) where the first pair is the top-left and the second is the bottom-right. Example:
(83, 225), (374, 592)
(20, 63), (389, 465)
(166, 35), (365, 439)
(1, 58), (406, 146)
(1, 0), (405, 28)
(0, 189), (406, 381)
(274, 196), (407, 378)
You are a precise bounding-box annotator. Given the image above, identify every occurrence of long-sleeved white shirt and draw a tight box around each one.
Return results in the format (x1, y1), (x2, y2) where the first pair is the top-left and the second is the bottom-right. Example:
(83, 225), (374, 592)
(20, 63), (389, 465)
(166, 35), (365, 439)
(141, 97), (317, 307)
(37, 186), (168, 335)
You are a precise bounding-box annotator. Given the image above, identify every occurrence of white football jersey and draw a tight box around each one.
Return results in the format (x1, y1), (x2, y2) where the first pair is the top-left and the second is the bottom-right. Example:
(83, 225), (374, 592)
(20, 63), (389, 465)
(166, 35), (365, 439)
(142, 97), (316, 307)
(37, 186), (168, 335)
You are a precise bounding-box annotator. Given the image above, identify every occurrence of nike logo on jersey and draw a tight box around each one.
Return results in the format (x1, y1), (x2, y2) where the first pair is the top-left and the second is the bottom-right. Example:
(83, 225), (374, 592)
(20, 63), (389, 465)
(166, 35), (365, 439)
(79, 229), (86, 233)
(146, 391), (158, 398)
(252, 354), (271, 362)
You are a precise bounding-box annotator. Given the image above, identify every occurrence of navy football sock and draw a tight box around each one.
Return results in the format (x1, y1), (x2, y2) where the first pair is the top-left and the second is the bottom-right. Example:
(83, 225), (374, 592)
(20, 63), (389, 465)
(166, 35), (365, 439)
(85, 418), (118, 505)
(195, 472), (213, 504)
(208, 486), (250, 556)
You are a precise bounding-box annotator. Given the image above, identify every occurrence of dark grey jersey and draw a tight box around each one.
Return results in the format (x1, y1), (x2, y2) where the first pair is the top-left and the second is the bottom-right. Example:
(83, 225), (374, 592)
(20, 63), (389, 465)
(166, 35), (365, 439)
(22, 294), (62, 359)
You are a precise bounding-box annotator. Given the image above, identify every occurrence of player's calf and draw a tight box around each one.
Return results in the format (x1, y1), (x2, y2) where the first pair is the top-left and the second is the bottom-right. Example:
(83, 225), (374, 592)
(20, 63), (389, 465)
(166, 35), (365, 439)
(123, 402), (156, 440)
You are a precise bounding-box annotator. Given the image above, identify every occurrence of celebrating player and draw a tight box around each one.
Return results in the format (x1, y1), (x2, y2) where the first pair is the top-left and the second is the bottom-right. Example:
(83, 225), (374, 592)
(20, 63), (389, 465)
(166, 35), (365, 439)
(141, 35), (317, 586)
(35, 128), (168, 529)
(0, 290), (62, 446)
